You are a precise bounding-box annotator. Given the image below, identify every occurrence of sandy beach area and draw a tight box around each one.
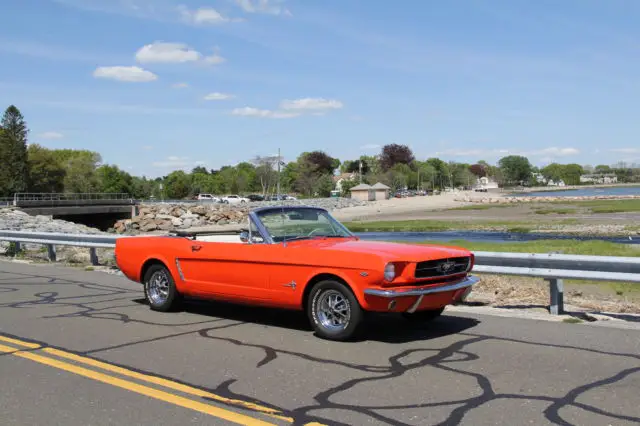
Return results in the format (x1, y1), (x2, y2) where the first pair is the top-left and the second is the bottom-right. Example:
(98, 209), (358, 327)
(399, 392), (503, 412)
(331, 191), (500, 222)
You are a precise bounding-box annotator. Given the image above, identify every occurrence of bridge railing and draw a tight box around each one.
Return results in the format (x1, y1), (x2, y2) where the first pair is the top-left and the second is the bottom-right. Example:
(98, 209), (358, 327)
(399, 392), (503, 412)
(1, 230), (639, 315)
(12, 193), (135, 207)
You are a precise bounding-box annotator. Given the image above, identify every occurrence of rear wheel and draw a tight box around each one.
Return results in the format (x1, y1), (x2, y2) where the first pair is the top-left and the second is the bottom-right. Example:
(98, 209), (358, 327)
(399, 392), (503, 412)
(143, 264), (181, 312)
(307, 280), (363, 341)
(402, 307), (445, 322)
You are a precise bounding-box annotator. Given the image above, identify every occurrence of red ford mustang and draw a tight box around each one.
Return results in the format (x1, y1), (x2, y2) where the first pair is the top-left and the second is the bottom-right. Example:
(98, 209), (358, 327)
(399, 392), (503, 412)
(115, 205), (479, 341)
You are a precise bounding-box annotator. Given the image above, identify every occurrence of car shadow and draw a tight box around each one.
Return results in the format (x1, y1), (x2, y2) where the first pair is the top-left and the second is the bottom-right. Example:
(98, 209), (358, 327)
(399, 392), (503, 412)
(133, 297), (480, 343)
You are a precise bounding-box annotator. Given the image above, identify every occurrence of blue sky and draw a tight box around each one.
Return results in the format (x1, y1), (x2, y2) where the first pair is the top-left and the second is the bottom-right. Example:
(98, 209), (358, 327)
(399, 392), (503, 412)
(1, 0), (639, 178)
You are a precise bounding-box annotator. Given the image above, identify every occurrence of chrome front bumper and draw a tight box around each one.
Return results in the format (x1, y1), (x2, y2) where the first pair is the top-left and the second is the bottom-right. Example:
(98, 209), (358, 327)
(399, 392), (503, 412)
(363, 275), (480, 313)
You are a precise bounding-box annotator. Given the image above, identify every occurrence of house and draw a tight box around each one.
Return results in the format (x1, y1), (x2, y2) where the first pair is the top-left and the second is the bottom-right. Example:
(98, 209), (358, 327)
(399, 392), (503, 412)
(333, 172), (357, 192)
(349, 183), (374, 201)
(580, 174), (618, 184)
(474, 176), (499, 190)
(533, 173), (566, 187)
(371, 182), (390, 200)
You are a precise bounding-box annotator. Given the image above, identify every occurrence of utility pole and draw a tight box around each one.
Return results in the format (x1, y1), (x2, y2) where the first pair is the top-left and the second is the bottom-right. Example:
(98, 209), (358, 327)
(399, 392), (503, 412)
(359, 159), (362, 183)
(276, 148), (281, 197)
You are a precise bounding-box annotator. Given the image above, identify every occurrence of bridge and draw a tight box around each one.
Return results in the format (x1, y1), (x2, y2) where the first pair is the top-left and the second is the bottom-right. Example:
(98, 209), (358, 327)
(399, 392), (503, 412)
(9, 193), (139, 230)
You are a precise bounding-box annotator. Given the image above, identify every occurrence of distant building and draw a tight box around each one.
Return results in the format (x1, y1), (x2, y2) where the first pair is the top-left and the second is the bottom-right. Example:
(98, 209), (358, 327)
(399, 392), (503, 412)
(333, 172), (357, 192)
(349, 183), (374, 201)
(533, 173), (566, 187)
(580, 174), (618, 184)
(474, 176), (499, 190)
(371, 182), (390, 200)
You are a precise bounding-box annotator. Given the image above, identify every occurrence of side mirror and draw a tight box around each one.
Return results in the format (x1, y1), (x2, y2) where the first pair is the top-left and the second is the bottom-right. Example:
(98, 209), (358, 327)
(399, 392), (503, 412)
(239, 230), (250, 243)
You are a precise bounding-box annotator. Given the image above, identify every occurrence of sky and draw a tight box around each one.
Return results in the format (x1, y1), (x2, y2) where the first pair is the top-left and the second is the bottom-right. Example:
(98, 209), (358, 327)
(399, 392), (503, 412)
(1, 0), (639, 178)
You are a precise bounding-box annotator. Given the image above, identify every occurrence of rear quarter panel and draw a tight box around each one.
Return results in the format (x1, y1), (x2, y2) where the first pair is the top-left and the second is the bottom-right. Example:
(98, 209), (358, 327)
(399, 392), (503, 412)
(115, 236), (189, 292)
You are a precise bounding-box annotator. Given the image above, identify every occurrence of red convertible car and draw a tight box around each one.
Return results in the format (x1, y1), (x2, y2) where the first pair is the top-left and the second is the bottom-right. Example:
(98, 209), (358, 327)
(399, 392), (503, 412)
(115, 205), (479, 341)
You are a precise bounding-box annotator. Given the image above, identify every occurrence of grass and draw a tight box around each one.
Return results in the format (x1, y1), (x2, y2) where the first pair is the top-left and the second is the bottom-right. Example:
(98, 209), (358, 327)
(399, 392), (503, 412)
(408, 238), (640, 300)
(533, 208), (578, 215)
(344, 219), (537, 233)
(409, 238), (640, 257)
(547, 199), (640, 214)
(448, 204), (512, 211)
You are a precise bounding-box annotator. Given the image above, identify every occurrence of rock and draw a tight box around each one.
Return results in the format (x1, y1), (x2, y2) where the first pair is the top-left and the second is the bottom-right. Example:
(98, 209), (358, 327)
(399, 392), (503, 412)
(140, 222), (158, 232)
(171, 217), (183, 227)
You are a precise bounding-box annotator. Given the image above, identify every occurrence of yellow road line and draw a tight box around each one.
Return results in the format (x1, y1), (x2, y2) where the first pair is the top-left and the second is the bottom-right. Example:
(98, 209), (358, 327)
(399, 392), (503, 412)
(0, 343), (277, 426)
(0, 333), (293, 423)
(0, 335), (41, 349)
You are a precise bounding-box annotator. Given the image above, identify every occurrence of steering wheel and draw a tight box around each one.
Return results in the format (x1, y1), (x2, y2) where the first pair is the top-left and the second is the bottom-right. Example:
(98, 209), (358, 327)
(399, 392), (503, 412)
(308, 228), (327, 236)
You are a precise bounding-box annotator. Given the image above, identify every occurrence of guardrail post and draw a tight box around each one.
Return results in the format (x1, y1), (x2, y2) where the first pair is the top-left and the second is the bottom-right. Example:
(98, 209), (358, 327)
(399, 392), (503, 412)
(547, 278), (564, 315)
(89, 248), (99, 266)
(46, 244), (56, 262)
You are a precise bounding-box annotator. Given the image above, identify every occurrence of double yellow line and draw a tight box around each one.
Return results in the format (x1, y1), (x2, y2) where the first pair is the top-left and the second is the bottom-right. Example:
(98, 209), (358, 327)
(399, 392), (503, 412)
(0, 334), (304, 425)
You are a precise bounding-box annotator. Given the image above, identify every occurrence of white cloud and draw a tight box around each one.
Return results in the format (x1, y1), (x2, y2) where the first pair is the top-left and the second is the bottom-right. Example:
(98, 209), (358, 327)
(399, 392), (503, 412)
(172, 82), (189, 89)
(152, 155), (190, 168)
(135, 41), (226, 65)
(610, 148), (640, 154)
(234, 0), (291, 16)
(135, 42), (200, 63)
(37, 131), (64, 139)
(533, 147), (579, 157)
(203, 53), (226, 65)
(231, 107), (299, 119)
(93, 66), (157, 82)
(280, 97), (343, 111)
(178, 6), (242, 25)
(230, 96), (343, 119)
(204, 92), (235, 100)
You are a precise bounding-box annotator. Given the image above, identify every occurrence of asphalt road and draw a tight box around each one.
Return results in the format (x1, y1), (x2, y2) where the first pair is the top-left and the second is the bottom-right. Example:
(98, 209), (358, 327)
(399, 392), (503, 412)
(1, 260), (639, 425)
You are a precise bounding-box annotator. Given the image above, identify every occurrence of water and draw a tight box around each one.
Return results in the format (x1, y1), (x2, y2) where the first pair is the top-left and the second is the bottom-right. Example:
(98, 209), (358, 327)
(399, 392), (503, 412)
(510, 186), (640, 198)
(355, 231), (640, 245)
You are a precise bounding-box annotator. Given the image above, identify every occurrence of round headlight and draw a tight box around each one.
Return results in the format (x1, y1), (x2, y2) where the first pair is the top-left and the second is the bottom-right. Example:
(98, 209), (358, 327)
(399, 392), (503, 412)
(384, 263), (395, 281)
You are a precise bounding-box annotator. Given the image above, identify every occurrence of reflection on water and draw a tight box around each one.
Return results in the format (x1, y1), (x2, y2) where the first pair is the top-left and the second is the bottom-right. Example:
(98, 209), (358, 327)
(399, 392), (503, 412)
(510, 186), (640, 198)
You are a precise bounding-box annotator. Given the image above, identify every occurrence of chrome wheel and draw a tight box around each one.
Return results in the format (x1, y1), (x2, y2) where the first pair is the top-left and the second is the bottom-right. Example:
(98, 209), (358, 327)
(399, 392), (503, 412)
(146, 269), (170, 305)
(316, 289), (351, 331)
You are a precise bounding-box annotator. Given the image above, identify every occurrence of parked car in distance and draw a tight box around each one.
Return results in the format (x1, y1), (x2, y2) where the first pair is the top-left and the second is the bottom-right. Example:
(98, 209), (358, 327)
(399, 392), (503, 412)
(115, 205), (479, 341)
(196, 193), (221, 202)
(221, 194), (249, 204)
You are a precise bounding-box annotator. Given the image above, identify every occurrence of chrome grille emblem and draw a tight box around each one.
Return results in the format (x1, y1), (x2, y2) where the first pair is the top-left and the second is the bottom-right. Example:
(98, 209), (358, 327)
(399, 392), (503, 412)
(438, 260), (456, 274)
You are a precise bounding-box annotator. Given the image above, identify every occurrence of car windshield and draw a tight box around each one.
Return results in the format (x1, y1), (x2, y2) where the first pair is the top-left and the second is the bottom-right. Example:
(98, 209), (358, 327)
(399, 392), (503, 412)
(255, 207), (354, 243)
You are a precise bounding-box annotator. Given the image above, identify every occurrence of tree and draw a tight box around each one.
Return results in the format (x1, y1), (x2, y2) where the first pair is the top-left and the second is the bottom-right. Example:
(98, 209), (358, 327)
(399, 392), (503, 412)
(163, 170), (191, 199)
(251, 155), (280, 195)
(95, 164), (133, 193)
(469, 163), (487, 177)
(0, 105), (30, 196)
(302, 151), (339, 174)
(379, 144), (415, 171)
(26, 144), (66, 192)
(498, 155), (532, 186)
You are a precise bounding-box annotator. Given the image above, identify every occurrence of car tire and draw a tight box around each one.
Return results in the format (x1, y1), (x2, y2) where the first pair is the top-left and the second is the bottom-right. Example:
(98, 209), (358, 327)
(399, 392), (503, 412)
(402, 307), (445, 322)
(307, 280), (363, 341)
(143, 264), (181, 312)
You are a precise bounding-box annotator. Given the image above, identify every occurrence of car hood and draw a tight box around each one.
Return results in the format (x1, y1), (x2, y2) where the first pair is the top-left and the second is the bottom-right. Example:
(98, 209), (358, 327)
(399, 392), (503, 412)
(292, 238), (471, 262)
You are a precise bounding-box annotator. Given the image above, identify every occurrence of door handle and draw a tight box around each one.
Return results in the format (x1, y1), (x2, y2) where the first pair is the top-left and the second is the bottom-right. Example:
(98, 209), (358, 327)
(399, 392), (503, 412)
(191, 245), (202, 252)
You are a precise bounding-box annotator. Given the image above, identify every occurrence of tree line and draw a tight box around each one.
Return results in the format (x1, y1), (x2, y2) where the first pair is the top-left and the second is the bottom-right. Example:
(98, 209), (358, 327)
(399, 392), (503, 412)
(1, 105), (638, 200)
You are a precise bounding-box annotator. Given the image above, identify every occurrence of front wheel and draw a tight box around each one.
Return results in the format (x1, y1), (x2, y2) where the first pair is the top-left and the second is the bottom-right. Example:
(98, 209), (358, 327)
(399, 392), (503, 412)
(143, 264), (181, 312)
(307, 280), (363, 341)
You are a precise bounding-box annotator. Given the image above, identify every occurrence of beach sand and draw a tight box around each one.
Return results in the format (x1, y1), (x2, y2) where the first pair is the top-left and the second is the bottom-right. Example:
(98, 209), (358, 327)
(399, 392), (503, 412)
(331, 191), (501, 222)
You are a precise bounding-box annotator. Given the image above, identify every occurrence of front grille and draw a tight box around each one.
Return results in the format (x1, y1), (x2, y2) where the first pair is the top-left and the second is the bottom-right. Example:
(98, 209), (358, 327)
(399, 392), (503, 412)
(415, 256), (470, 279)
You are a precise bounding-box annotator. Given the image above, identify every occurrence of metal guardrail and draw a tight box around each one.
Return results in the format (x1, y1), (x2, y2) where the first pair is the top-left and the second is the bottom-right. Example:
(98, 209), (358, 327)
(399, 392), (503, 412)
(1, 230), (639, 315)
(12, 193), (136, 208)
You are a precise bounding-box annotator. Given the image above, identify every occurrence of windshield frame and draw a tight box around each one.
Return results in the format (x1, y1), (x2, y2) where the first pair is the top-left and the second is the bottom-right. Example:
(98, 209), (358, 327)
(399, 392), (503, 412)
(248, 205), (356, 244)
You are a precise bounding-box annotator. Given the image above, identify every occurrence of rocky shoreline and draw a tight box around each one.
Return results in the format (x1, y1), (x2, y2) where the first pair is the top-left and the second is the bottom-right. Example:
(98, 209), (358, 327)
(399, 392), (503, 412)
(454, 194), (640, 203)
(112, 197), (370, 234)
